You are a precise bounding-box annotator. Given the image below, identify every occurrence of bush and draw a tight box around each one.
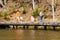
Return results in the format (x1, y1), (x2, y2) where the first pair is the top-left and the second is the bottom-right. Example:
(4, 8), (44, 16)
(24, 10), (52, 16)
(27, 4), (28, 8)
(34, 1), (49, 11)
(22, 3), (27, 14)
(4, 12), (8, 18)
(43, 13), (47, 19)
(32, 8), (41, 17)
(22, 8), (26, 14)
(3, 12), (10, 21)
(55, 0), (59, 6)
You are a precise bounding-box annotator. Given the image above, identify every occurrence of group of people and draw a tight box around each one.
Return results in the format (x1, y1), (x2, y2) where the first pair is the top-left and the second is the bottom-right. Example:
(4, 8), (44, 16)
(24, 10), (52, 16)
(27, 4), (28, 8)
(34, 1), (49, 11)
(30, 12), (44, 23)
(16, 10), (44, 23)
(16, 10), (23, 22)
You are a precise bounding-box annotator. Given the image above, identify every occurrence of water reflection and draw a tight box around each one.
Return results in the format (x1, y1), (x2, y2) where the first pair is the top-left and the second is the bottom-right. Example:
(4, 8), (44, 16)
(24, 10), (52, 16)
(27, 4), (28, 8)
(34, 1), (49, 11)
(15, 29), (24, 40)
(0, 30), (60, 40)
(30, 30), (35, 40)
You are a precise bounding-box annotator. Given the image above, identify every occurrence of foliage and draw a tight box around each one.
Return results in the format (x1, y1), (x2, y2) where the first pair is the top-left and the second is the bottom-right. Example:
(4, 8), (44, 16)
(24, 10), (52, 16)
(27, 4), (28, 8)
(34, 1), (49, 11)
(55, 0), (59, 6)
(0, 12), (3, 17)
(43, 13), (48, 19)
(22, 4), (27, 14)
(4, 12), (8, 18)
(32, 8), (41, 17)
(3, 12), (10, 21)
(22, 8), (26, 14)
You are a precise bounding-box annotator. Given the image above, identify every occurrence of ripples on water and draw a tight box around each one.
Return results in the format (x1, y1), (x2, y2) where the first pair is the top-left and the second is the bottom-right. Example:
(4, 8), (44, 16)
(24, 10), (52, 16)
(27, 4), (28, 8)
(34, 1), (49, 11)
(0, 29), (60, 40)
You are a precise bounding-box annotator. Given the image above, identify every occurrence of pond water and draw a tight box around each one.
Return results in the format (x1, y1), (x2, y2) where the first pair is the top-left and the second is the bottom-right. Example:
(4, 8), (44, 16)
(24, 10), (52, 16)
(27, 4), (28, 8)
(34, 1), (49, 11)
(0, 29), (60, 40)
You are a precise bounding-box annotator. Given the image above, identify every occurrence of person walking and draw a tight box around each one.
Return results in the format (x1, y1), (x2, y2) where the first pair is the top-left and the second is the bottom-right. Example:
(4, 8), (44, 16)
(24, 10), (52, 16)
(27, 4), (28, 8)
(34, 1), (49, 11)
(31, 15), (35, 23)
(39, 11), (44, 23)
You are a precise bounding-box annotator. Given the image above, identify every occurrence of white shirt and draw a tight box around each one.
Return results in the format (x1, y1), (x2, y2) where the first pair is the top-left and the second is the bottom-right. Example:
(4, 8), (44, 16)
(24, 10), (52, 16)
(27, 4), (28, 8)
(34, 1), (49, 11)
(31, 16), (34, 22)
(39, 12), (44, 16)
(20, 16), (23, 20)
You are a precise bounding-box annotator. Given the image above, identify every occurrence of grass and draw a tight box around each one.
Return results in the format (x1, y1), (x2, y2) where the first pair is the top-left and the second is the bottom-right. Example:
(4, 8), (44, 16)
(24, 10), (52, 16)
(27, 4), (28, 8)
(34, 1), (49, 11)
(0, 12), (3, 17)
(43, 13), (48, 19)
(12, 8), (16, 13)
(3, 12), (10, 21)
(22, 8), (26, 14)
(32, 8), (41, 17)
(55, 0), (59, 6)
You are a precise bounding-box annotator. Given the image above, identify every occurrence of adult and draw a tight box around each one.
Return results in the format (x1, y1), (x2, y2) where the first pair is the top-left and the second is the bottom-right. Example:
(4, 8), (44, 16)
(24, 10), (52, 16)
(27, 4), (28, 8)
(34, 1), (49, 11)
(39, 11), (44, 23)
(31, 15), (35, 23)
(16, 10), (21, 22)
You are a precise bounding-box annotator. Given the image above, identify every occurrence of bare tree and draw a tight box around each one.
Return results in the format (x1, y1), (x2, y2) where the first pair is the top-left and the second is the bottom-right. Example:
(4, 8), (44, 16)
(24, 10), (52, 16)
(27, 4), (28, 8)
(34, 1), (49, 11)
(0, 0), (4, 7)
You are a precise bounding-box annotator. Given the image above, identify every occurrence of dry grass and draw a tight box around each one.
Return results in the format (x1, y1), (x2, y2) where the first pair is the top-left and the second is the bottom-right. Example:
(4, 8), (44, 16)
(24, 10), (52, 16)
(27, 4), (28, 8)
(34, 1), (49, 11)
(0, 0), (60, 22)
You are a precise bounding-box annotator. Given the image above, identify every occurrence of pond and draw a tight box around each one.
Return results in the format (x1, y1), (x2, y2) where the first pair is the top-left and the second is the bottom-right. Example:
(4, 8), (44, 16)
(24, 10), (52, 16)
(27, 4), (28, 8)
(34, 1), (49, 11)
(0, 29), (60, 40)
